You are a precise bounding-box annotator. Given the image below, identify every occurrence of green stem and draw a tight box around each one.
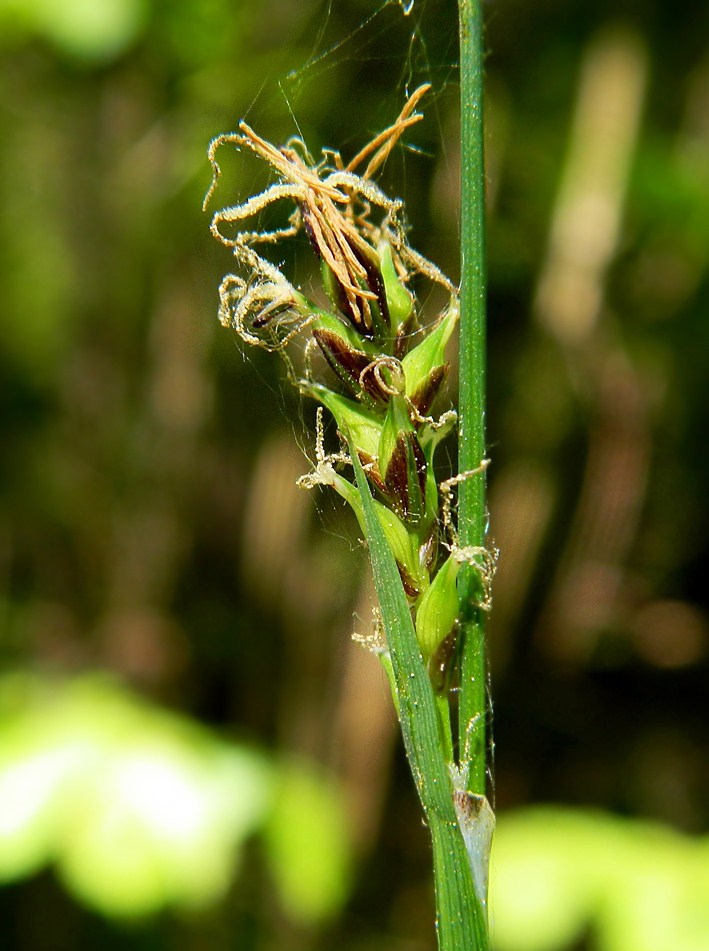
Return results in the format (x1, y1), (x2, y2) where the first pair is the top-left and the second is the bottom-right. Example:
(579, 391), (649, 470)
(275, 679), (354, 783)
(457, 0), (488, 795)
(350, 445), (487, 950)
(431, 817), (489, 951)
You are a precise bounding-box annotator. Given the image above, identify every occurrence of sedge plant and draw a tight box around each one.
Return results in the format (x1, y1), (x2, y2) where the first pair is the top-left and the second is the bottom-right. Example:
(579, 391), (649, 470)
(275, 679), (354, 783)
(204, 6), (492, 946)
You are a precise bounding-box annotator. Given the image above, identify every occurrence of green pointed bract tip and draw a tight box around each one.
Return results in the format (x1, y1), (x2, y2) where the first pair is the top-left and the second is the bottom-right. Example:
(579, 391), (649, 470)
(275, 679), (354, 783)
(402, 304), (459, 408)
(378, 240), (414, 329)
(329, 466), (428, 598)
(378, 393), (413, 479)
(423, 464), (439, 527)
(414, 553), (461, 661)
(417, 415), (456, 527)
(302, 383), (382, 459)
(303, 300), (370, 352)
(378, 395), (428, 525)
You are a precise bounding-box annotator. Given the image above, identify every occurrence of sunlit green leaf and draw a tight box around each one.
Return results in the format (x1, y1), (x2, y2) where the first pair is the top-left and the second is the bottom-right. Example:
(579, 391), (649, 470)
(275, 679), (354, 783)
(262, 760), (352, 924)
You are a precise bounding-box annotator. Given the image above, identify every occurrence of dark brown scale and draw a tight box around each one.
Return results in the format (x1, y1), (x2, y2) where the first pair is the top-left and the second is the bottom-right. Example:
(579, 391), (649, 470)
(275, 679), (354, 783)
(410, 364), (448, 417)
(300, 204), (322, 258)
(384, 433), (427, 522)
(411, 435), (428, 497)
(358, 451), (387, 495)
(394, 311), (417, 359)
(396, 561), (420, 599)
(419, 527), (439, 573)
(385, 437), (411, 517)
(428, 623), (460, 694)
(312, 329), (390, 404)
(360, 372), (392, 405)
(314, 328), (371, 386)
(353, 244), (390, 332)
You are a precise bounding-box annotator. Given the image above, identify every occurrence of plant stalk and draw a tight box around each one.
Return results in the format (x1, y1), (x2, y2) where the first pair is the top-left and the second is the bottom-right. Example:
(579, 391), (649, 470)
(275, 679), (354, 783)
(351, 446), (488, 950)
(457, 0), (489, 796)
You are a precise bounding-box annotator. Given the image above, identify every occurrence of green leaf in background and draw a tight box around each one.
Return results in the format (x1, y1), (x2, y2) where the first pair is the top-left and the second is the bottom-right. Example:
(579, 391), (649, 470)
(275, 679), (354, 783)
(0, 0), (147, 61)
(0, 673), (352, 923)
(490, 808), (709, 951)
(57, 734), (270, 916)
(3, 673), (709, 950)
(261, 760), (352, 925)
(0, 675), (79, 881)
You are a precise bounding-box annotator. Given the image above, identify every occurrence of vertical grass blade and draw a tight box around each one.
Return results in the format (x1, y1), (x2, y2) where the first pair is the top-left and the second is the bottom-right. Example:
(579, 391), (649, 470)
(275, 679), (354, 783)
(350, 443), (488, 950)
(457, 0), (489, 796)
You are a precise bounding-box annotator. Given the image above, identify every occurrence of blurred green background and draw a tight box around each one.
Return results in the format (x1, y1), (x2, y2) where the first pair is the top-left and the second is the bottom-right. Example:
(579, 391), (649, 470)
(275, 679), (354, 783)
(1, 0), (708, 948)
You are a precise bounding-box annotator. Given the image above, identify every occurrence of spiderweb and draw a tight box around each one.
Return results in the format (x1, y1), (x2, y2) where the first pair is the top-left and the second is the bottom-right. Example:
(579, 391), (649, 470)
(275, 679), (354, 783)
(208, 0), (465, 534)
(211, 1), (461, 364)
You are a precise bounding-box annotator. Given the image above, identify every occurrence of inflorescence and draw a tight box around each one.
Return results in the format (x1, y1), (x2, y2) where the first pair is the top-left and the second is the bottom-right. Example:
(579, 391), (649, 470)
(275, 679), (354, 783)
(205, 86), (494, 682)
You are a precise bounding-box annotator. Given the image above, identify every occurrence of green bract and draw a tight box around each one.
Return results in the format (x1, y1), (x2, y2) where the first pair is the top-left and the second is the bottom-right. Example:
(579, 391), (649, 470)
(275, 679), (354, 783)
(302, 384), (382, 460)
(327, 469), (428, 597)
(402, 304), (458, 411)
(378, 394), (427, 525)
(415, 554), (460, 660)
(378, 239), (414, 329)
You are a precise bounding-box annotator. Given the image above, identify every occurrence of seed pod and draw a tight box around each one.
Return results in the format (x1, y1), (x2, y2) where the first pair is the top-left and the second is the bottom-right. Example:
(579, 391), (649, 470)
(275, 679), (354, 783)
(355, 242), (391, 342)
(378, 240), (414, 330)
(429, 625), (460, 694)
(414, 553), (460, 661)
(378, 395), (427, 524)
(409, 363), (448, 416)
(402, 303), (458, 406)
